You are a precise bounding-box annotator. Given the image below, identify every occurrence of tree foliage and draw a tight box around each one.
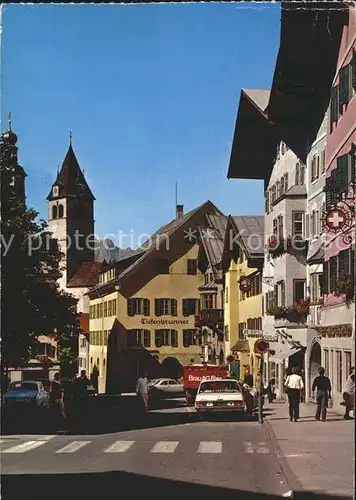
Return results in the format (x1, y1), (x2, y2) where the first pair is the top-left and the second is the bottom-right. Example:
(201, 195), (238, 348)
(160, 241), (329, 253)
(1, 200), (80, 368)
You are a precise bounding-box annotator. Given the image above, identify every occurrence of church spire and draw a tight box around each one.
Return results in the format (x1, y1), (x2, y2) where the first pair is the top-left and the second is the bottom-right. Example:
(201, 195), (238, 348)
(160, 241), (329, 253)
(47, 140), (95, 201)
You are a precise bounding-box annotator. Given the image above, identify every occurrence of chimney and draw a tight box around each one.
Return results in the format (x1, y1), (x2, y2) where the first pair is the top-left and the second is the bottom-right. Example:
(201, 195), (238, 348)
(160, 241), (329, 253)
(176, 205), (184, 219)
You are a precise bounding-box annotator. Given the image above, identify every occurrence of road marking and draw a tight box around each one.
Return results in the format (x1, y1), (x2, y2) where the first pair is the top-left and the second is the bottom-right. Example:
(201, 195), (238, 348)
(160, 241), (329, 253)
(197, 441), (222, 454)
(243, 441), (270, 454)
(244, 441), (254, 454)
(104, 440), (135, 453)
(55, 441), (90, 454)
(38, 435), (56, 441)
(2, 440), (47, 453)
(150, 441), (179, 453)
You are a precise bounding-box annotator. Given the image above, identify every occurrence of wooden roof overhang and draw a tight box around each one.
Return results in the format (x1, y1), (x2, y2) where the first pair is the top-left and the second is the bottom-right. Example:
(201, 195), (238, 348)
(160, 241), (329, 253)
(266, 2), (348, 164)
(222, 216), (264, 274)
(227, 89), (278, 185)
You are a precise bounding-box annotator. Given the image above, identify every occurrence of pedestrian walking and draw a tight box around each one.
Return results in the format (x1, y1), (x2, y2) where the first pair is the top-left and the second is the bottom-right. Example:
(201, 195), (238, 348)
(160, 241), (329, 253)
(284, 366), (304, 422)
(312, 367), (332, 421)
(50, 372), (66, 427)
(243, 367), (254, 388)
(266, 378), (276, 404)
(341, 367), (355, 420)
(136, 372), (149, 414)
(73, 370), (91, 421)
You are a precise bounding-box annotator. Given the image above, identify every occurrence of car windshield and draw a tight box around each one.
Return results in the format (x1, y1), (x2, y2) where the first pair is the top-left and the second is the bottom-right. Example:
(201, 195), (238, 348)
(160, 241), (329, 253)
(9, 382), (38, 391)
(199, 381), (240, 393)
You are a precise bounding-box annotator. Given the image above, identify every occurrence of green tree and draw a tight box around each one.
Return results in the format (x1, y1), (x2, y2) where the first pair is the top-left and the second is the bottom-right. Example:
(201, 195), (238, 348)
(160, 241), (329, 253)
(1, 200), (80, 373)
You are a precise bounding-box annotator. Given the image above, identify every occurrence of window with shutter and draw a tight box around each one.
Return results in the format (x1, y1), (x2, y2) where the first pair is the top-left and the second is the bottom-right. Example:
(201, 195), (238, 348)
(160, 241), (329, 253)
(321, 149), (326, 173)
(155, 299), (161, 317)
(304, 213), (310, 239)
(143, 330), (151, 347)
(335, 154), (349, 191)
(311, 156), (317, 181)
(351, 143), (356, 182)
(329, 256), (337, 291)
(143, 299), (150, 316)
(339, 65), (351, 107)
(330, 85), (339, 123)
(170, 299), (177, 316)
(323, 261), (329, 295)
(127, 299), (134, 316)
(300, 165), (305, 185)
(187, 259), (197, 275)
(338, 249), (350, 279)
(284, 173), (289, 191)
(295, 163), (300, 185)
(155, 330), (163, 347)
(265, 191), (270, 213)
(171, 330), (178, 347)
(112, 299), (117, 316)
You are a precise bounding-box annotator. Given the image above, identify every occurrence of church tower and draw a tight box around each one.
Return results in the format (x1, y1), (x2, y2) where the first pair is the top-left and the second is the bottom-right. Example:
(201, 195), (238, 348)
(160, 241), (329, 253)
(47, 137), (95, 286)
(0, 113), (27, 211)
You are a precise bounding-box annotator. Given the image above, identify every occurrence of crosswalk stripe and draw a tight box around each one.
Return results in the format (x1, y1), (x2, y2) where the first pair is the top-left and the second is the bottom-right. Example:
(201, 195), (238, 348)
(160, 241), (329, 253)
(104, 440), (134, 453)
(2, 440), (47, 453)
(197, 441), (222, 454)
(150, 441), (179, 453)
(55, 441), (90, 454)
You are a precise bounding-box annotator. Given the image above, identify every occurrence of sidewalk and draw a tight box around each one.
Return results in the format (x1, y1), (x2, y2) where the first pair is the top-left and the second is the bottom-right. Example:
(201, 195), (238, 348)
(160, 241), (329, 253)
(264, 402), (354, 499)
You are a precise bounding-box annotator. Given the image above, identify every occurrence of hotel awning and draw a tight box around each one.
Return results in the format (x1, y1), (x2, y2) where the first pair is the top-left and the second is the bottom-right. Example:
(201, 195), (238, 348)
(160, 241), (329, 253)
(269, 344), (302, 363)
(266, 2), (348, 163)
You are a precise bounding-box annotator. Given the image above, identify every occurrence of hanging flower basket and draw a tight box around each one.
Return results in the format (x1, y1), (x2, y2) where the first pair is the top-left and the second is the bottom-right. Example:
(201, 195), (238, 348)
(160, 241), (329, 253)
(333, 276), (354, 306)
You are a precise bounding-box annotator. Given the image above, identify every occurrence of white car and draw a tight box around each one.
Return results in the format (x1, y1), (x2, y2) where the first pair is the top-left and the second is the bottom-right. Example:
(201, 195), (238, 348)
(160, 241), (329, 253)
(195, 379), (246, 415)
(148, 378), (184, 398)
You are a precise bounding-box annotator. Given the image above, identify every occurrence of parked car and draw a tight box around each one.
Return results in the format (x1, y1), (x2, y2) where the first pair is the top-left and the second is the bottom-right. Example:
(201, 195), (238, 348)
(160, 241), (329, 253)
(195, 379), (246, 418)
(148, 378), (184, 398)
(3, 381), (50, 415)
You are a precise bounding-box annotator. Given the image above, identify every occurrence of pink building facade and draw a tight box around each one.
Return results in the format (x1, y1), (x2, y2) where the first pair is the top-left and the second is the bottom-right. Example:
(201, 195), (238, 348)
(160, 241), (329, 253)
(321, 5), (355, 405)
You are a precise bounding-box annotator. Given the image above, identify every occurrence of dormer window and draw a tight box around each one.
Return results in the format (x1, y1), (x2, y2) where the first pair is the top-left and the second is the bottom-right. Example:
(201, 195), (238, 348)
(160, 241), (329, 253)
(52, 186), (59, 197)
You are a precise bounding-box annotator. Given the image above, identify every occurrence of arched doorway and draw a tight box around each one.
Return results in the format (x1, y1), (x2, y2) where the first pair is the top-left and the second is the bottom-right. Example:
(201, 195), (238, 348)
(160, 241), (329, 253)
(309, 341), (321, 394)
(161, 357), (183, 380)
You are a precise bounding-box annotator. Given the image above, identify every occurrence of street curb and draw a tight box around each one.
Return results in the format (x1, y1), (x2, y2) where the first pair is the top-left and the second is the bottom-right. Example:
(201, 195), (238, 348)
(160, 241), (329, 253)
(263, 419), (303, 497)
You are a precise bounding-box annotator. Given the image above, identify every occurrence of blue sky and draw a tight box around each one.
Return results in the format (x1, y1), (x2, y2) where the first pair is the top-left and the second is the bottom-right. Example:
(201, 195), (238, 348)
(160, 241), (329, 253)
(2, 3), (280, 248)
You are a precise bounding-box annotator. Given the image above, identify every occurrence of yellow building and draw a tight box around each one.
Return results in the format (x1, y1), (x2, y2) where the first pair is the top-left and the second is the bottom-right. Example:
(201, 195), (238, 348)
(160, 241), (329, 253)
(87, 201), (224, 394)
(222, 216), (264, 384)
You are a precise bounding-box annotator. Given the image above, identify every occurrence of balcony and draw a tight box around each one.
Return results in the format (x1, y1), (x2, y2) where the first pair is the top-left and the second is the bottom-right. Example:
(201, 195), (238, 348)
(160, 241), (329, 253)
(195, 309), (224, 328)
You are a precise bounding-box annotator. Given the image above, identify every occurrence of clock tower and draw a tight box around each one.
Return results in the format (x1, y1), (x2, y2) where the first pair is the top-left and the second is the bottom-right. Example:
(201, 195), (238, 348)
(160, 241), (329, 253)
(47, 137), (95, 286)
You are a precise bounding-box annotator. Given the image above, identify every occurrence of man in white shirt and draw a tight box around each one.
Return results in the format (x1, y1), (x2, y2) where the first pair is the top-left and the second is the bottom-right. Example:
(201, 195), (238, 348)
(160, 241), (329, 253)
(284, 367), (304, 422)
(342, 367), (355, 419)
(136, 372), (149, 414)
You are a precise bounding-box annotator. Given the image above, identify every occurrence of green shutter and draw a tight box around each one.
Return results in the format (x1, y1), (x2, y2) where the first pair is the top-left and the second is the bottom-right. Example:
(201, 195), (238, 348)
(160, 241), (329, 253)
(127, 299), (134, 316)
(143, 299), (150, 316)
(170, 299), (177, 316)
(155, 299), (161, 317)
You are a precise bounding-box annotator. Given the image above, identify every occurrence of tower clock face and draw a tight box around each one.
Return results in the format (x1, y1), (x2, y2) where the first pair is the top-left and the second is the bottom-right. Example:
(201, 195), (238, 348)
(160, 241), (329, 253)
(77, 185), (85, 196)
(53, 186), (59, 197)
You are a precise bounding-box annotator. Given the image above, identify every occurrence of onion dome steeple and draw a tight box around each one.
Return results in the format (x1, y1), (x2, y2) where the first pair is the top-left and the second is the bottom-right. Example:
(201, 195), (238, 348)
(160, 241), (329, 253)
(0, 112), (26, 205)
(1, 112), (18, 145)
